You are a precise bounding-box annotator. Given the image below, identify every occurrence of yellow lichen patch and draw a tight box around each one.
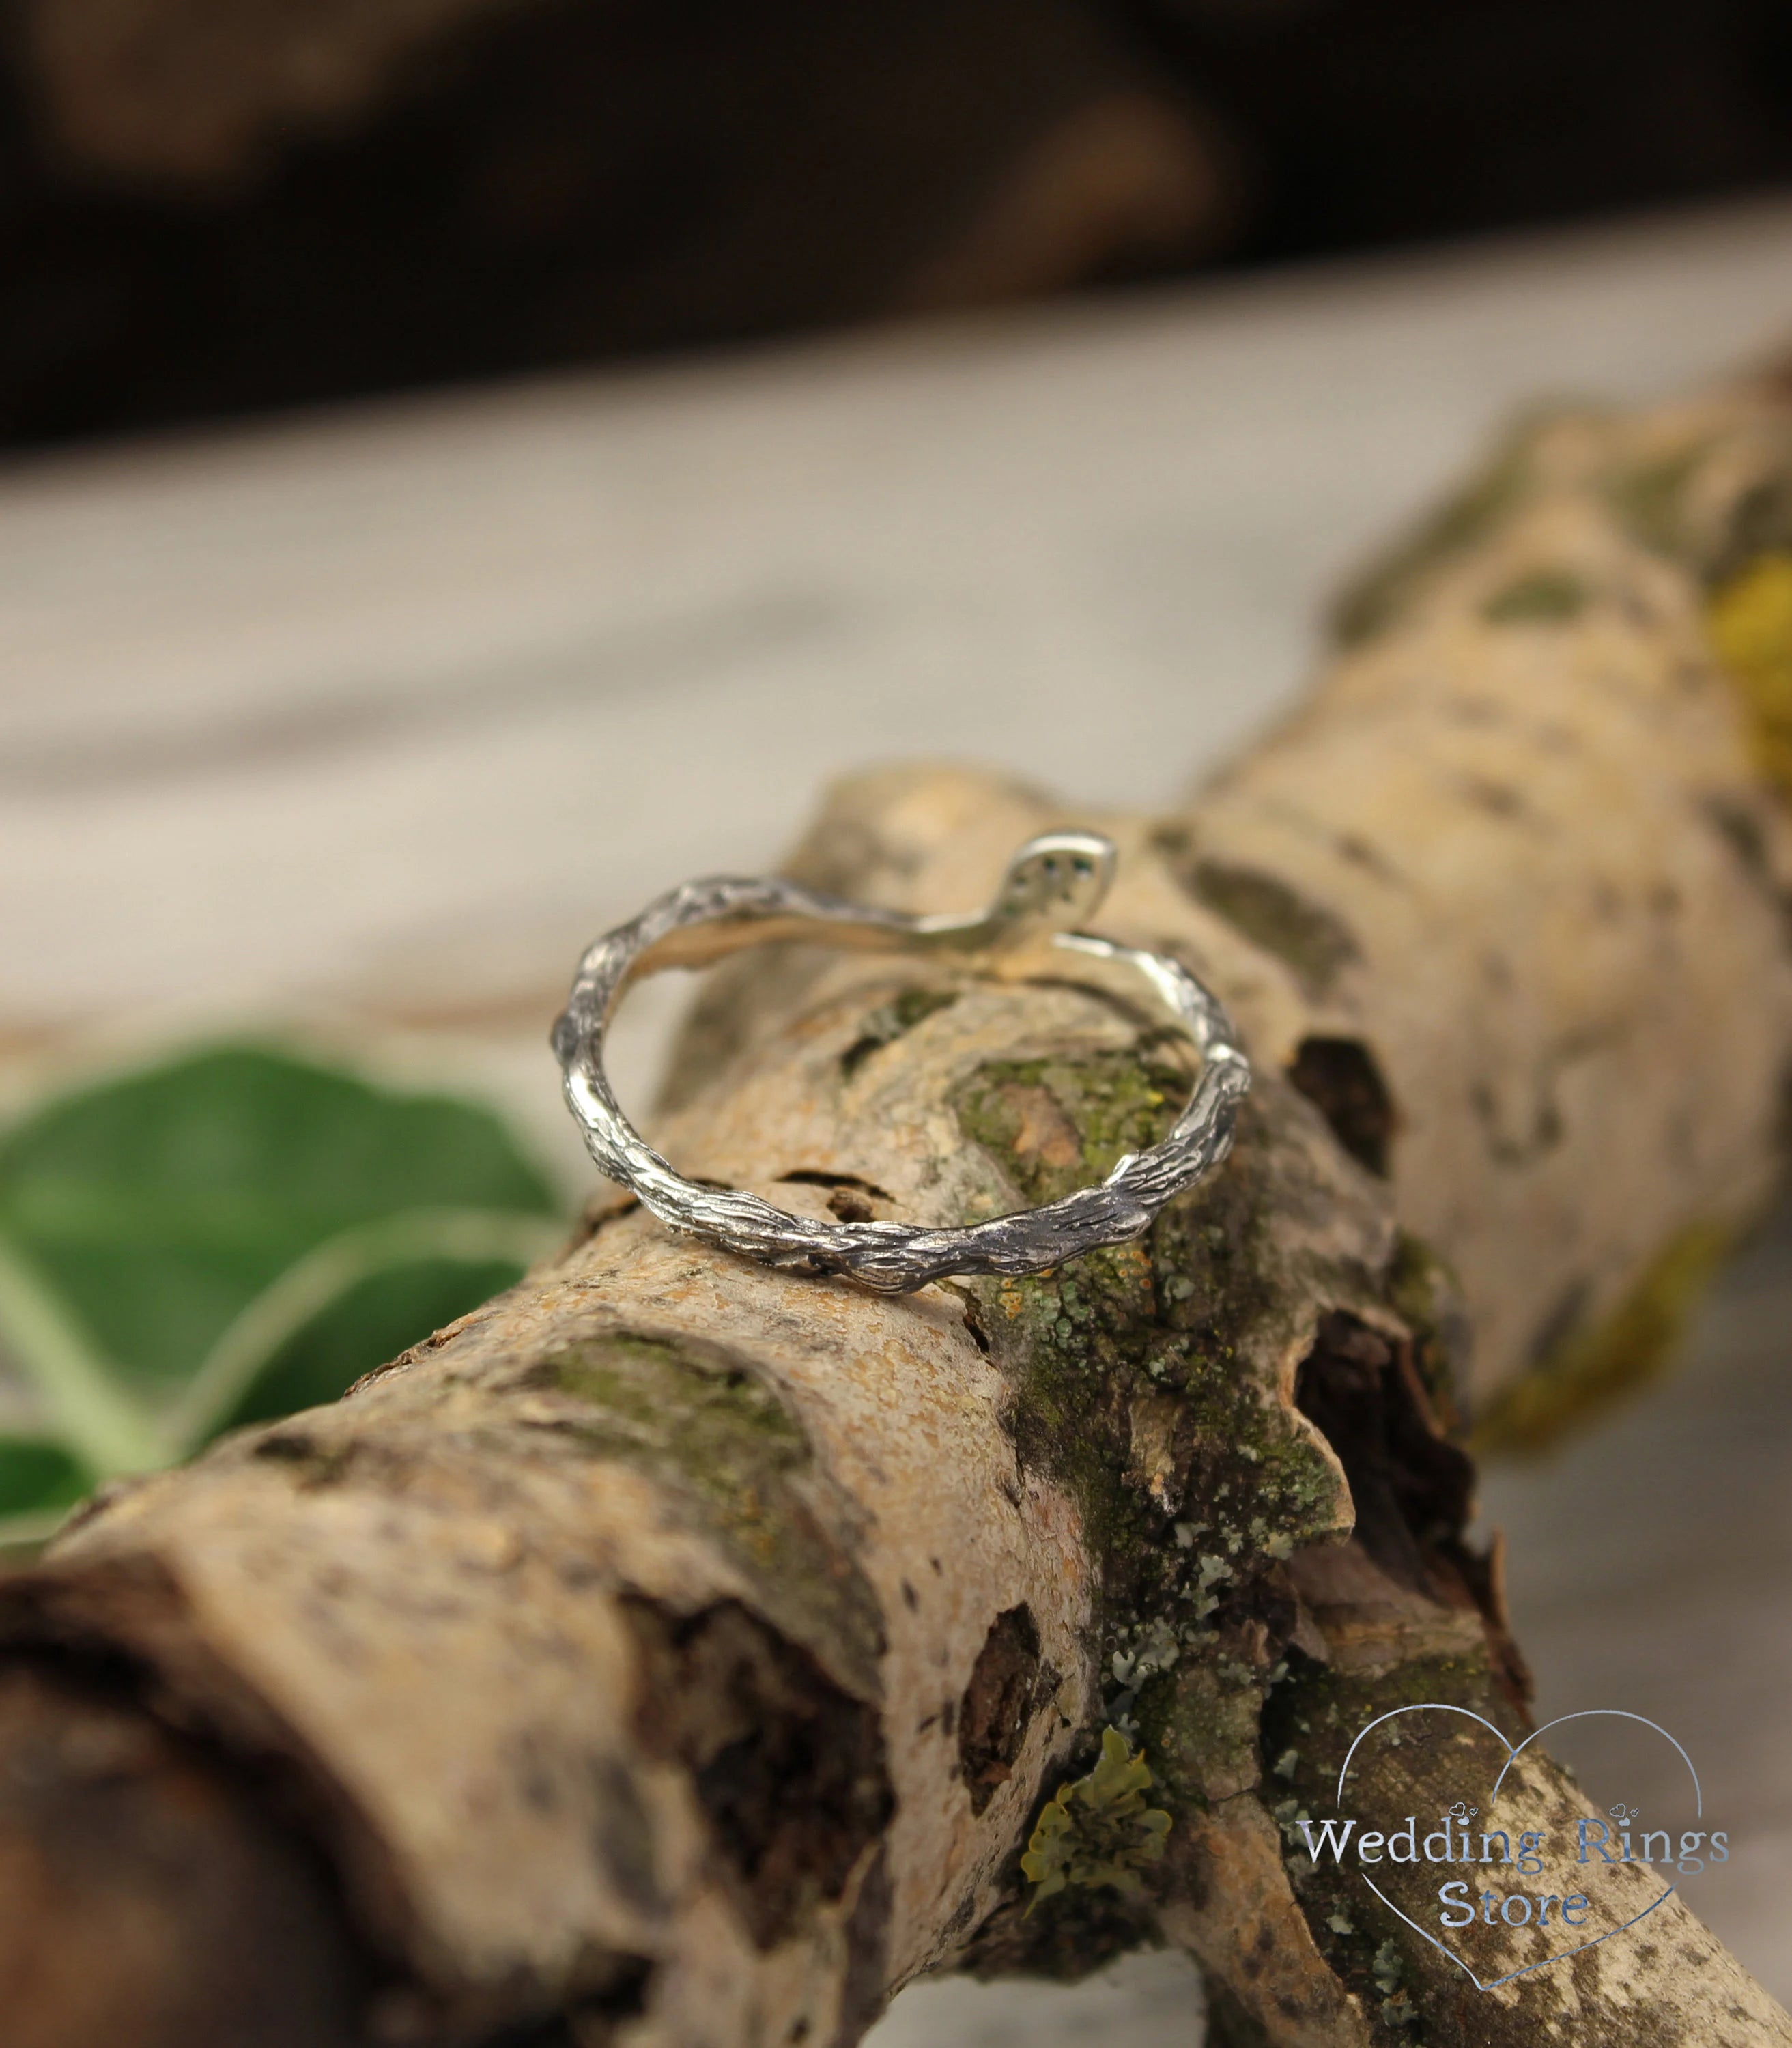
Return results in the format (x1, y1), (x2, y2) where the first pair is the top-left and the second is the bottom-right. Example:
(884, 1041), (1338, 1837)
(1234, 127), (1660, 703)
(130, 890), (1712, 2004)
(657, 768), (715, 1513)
(1019, 1725), (1172, 1907)
(1709, 551), (1792, 799)
(1481, 565), (1588, 625)
(1473, 1221), (1733, 1455)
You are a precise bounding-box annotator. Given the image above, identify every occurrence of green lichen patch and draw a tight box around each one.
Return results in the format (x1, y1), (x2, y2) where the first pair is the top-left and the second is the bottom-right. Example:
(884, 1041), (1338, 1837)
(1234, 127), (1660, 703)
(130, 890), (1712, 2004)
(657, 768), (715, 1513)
(958, 1069), (1339, 1586)
(956, 1049), (1189, 1207)
(1181, 862), (1359, 1001)
(1384, 1234), (1471, 1442)
(840, 985), (959, 1077)
(550, 1333), (807, 1474)
(1604, 438), (1792, 597)
(1371, 1943), (1419, 2032)
(525, 1331), (884, 1685)
(1021, 1726), (1172, 1905)
(955, 1054), (1348, 1833)
(1264, 1641), (1512, 1786)
(1332, 423), (1541, 647)
(1473, 1221), (1733, 1455)
(1158, 1658), (1264, 1803)
(950, 1044), (1487, 1994)
(1599, 439), (1712, 563)
(1481, 567), (1588, 625)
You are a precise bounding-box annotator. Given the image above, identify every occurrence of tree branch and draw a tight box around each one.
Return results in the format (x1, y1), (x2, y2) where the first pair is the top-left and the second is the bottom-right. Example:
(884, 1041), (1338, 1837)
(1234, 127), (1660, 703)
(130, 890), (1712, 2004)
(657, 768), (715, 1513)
(6, 365), (1792, 2045)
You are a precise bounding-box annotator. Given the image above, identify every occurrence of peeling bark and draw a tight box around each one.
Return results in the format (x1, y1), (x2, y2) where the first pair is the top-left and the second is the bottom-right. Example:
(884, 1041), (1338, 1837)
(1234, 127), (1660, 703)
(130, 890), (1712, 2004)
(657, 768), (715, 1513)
(6, 367), (1792, 2043)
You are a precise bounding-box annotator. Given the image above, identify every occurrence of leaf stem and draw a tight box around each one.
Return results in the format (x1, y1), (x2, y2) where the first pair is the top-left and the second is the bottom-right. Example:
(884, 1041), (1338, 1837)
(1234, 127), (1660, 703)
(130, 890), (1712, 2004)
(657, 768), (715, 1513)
(0, 1234), (167, 1475)
(0, 1505), (75, 1552)
(164, 1206), (560, 1453)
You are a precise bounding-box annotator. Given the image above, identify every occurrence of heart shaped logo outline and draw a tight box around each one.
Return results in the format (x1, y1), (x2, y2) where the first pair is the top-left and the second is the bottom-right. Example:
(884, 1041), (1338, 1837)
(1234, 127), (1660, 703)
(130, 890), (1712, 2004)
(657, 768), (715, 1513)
(1333, 1703), (1701, 1992)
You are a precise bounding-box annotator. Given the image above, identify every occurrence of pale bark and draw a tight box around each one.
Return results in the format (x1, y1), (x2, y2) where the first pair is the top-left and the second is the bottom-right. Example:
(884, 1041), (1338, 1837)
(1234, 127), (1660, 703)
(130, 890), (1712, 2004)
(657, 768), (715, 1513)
(5, 367), (1792, 2046)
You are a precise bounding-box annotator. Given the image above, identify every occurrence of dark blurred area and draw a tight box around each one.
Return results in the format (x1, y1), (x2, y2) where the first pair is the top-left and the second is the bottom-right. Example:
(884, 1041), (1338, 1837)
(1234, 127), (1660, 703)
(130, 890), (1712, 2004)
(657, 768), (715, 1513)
(3, 0), (1791, 447)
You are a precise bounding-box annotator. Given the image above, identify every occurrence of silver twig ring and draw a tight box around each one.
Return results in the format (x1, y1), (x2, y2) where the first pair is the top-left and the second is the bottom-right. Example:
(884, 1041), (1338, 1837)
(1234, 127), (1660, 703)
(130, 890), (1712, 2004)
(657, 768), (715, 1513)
(552, 831), (1251, 1294)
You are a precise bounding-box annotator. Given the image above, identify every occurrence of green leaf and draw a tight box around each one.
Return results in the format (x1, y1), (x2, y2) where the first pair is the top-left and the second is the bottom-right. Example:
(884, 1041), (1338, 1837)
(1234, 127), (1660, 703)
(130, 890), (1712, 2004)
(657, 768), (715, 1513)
(0, 1436), (93, 1516)
(0, 1044), (565, 1485)
(0, 1436), (97, 1552)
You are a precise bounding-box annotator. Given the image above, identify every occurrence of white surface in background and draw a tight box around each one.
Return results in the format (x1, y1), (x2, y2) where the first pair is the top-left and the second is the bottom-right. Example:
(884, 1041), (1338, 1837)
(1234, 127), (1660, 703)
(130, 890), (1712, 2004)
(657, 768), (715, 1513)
(5, 196), (1792, 1070)
(867, 1948), (1203, 2047)
(3, 196), (1792, 2030)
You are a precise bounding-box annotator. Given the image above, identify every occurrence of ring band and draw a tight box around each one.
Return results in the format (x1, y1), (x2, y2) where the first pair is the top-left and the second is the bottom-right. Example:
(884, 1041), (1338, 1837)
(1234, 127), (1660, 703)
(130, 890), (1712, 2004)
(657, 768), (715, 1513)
(552, 831), (1251, 1294)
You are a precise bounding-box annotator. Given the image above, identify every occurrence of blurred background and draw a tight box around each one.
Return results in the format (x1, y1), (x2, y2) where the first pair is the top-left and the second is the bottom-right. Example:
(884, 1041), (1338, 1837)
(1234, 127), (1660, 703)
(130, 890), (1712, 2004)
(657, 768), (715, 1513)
(0, 0), (1792, 449)
(4, 0), (1792, 446)
(3, 0), (1792, 2032)
(0, 0), (1792, 446)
